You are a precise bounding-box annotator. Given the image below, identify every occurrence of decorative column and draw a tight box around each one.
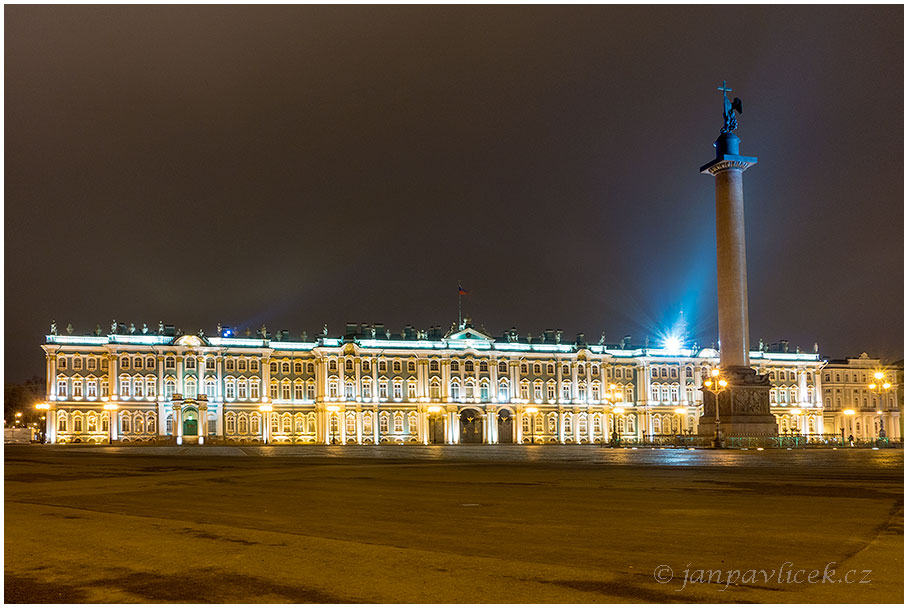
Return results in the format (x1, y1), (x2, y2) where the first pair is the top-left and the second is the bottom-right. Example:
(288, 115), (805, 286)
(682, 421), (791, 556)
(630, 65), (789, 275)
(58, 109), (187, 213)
(198, 396), (208, 445)
(698, 81), (777, 438)
(172, 399), (183, 445)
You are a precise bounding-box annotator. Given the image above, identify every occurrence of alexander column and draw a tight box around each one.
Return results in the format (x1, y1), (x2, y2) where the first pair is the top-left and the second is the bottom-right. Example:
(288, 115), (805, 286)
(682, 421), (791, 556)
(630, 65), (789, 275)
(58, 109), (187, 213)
(698, 81), (777, 442)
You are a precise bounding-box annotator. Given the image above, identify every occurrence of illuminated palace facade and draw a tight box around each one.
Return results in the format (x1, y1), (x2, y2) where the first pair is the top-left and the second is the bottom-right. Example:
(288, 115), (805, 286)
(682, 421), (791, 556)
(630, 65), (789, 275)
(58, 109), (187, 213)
(38, 321), (863, 445)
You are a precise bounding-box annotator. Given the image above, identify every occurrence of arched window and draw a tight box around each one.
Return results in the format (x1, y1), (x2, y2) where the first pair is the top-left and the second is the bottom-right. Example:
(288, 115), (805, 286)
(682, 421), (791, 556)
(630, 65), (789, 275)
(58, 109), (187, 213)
(407, 360), (416, 373)
(429, 379), (441, 400)
(185, 377), (197, 399)
(281, 380), (292, 400)
(498, 361), (508, 374)
(121, 412), (132, 433)
(451, 380), (461, 401)
(651, 384), (660, 402)
(498, 380), (509, 402)
(393, 412), (404, 433)
(237, 359), (247, 372)
(185, 357), (196, 370)
(465, 360), (474, 373)
(135, 413), (145, 434)
(363, 411), (374, 434)
(294, 361), (303, 374)
(57, 412), (68, 432)
(307, 363), (315, 374)
(225, 377), (236, 400)
(294, 413), (305, 433)
(430, 360), (440, 372)
(346, 381), (355, 400)
(165, 378), (176, 400)
(118, 375), (130, 398)
(206, 378), (216, 398)
(450, 360), (460, 372)
(282, 361), (291, 374)
(147, 412), (157, 433)
(563, 413), (572, 434)
(250, 379), (260, 400)
(626, 415), (635, 433)
(379, 412), (390, 433)
(407, 381), (417, 400)
(479, 361), (488, 373)
(407, 411), (418, 433)
(237, 378), (248, 400)
(270, 380), (279, 400)
(73, 413), (83, 433)
(534, 363), (542, 375)
(480, 380), (489, 400)
(251, 414), (261, 435)
(146, 377), (157, 398)
(294, 380), (304, 400)
(653, 416), (662, 434)
(226, 359), (236, 372)
(238, 415), (248, 435)
(465, 379), (476, 399)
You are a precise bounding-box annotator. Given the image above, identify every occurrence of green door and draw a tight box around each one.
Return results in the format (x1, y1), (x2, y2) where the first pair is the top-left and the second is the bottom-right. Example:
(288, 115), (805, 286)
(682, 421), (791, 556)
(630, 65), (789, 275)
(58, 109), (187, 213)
(183, 418), (198, 436)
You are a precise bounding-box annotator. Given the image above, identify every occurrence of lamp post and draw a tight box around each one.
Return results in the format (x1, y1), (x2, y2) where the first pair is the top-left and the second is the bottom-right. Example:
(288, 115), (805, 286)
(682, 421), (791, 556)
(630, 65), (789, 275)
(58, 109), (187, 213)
(702, 368), (728, 448)
(259, 404), (273, 444)
(842, 409), (855, 445)
(868, 371), (892, 439)
(327, 404), (340, 444)
(103, 403), (119, 445)
(36, 403), (50, 443)
(525, 406), (538, 445)
(603, 384), (620, 446)
(428, 405), (442, 444)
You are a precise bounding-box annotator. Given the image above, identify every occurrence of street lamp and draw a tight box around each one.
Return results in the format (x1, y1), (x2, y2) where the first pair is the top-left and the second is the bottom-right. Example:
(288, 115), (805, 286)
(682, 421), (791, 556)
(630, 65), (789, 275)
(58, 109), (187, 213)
(103, 403), (119, 445)
(868, 371), (893, 439)
(525, 406), (538, 445)
(702, 368), (728, 448)
(327, 404), (340, 444)
(603, 384), (620, 446)
(428, 405), (442, 444)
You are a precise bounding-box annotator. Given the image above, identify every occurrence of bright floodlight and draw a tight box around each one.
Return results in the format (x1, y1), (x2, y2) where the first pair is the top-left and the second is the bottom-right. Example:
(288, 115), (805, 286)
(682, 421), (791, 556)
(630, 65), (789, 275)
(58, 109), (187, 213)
(663, 336), (682, 354)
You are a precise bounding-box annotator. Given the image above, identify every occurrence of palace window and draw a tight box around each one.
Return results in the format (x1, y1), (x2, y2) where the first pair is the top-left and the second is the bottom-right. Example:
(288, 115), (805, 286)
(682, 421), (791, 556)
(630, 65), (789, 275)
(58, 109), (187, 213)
(282, 361), (291, 374)
(498, 381), (509, 402)
(294, 382), (304, 400)
(87, 358), (97, 371)
(407, 412), (418, 433)
(451, 381), (461, 400)
(562, 365), (570, 376)
(379, 381), (388, 400)
(407, 381), (417, 400)
(88, 415), (97, 433)
(121, 413), (132, 434)
(134, 357), (143, 370)
(591, 384), (600, 401)
(379, 413), (390, 433)
(58, 357), (67, 370)
(520, 363), (528, 375)
(206, 358), (215, 371)
(227, 359), (236, 372)
(164, 379), (175, 400)
(363, 412), (373, 435)
(185, 378), (197, 399)
(362, 359), (371, 373)
(520, 382), (529, 400)
(251, 415), (260, 435)
(465, 380), (476, 399)
(86, 379), (97, 398)
(379, 360), (388, 373)
(393, 381), (403, 401)
(282, 381), (291, 400)
(479, 361), (488, 373)
(295, 414), (305, 433)
(546, 383), (556, 402)
(237, 359), (246, 372)
(238, 379), (248, 400)
(328, 360), (338, 373)
(465, 360), (474, 373)
(346, 381), (355, 400)
(592, 365), (600, 376)
(533, 382), (543, 402)
(57, 413), (68, 432)
(362, 380), (373, 400)
(562, 383), (571, 401)
(547, 364), (555, 375)
(120, 356), (129, 370)
(407, 361), (416, 373)
(237, 416), (246, 434)
(346, 414), (356, 435)
(306, 382), (315, 400)
(393, 360), (402, 373)
(226, 379), (236, 400)
(119, 376), (130, 398)
(429, 379), (440, 400)
(522, 416), (531, 433)
(294, 361), (303, 374)
(102, 382), (109, 398)
(73, 415), (83, 433)
(73, 378), (83, 399)
(533, 363), (542, 375)
(133, 378), (143, 398)
(394, 412), (404, 433)
(306, 363), (315, 374)
(268, 361), (276, 373)
(480, 380), (489, 400)
(670, 385), (679, 402)
(165, 357), (175, 370)
(206, 379), (216, 398)
(185, 358), (196, 370)
(329, 380), (338, 399)
(661, 385), (670, 403)
(660, 368), (667, 378)
(270, 381), (278, 400)
(430, 360), (439, 372)
(250, 360), (259, 372)
(450, 360), (459, 372)
(578, 383), (586, 401)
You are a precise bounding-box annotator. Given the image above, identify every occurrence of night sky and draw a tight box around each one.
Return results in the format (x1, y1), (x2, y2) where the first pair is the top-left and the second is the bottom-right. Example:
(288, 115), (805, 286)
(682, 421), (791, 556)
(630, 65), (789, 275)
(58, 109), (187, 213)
(5, 5), (903, 382)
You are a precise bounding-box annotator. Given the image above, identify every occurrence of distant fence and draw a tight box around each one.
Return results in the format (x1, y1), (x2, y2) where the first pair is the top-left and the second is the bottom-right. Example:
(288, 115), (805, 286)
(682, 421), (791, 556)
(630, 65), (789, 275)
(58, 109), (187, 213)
(635, 433), (902, 449)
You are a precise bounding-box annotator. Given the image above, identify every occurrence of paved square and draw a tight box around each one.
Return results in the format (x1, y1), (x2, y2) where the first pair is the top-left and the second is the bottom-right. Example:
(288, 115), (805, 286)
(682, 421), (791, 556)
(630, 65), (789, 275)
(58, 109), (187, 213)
(4, 445), (903, 603)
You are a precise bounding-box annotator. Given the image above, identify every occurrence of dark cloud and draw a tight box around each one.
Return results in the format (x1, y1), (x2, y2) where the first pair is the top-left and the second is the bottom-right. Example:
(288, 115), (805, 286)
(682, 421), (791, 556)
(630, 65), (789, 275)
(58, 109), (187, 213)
(5, 5), (903, 381)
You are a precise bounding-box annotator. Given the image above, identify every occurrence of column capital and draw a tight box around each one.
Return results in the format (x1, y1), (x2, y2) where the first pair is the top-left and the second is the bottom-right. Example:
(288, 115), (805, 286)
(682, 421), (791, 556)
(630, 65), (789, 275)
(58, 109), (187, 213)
(700, 154), (757, 175)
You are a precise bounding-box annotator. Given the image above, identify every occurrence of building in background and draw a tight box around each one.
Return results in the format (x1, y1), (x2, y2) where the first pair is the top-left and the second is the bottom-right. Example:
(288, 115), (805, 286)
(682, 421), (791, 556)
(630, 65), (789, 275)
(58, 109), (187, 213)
(38, 319), (841, 445)
(820, 353), (902, 441)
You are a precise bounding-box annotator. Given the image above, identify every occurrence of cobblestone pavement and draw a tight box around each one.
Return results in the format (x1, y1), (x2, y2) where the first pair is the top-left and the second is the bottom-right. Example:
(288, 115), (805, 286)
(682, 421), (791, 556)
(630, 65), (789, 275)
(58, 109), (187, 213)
(4, 445), (903, 603)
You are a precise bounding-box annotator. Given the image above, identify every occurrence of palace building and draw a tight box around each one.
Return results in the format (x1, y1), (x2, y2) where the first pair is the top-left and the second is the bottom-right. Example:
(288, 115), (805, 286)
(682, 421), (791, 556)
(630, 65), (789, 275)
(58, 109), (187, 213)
(38, 320), (860, 445)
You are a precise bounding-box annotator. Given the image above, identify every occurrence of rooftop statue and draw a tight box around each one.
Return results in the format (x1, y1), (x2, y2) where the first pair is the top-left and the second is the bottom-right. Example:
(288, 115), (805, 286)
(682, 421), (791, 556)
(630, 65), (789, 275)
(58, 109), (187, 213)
(66, 323), (73, 335)
(718, 80), (743, 134)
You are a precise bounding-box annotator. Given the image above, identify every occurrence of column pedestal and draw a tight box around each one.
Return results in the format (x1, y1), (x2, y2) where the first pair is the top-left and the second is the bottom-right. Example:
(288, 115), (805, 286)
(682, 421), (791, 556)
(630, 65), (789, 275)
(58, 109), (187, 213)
(698, 366), (778, 438)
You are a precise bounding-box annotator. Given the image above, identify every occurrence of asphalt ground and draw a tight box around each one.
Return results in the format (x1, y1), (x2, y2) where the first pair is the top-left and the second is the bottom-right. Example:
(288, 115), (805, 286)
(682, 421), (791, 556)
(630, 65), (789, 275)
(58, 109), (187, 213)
(4, 445), (903, 603)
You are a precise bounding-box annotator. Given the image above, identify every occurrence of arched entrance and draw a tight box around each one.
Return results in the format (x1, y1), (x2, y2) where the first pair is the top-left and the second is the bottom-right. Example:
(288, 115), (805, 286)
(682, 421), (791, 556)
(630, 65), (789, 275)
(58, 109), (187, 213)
(182, 408), (199, 436)
(497, 408), (514, 443)
(428, 412), (445, 444)
(460, 408), (483, 444)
